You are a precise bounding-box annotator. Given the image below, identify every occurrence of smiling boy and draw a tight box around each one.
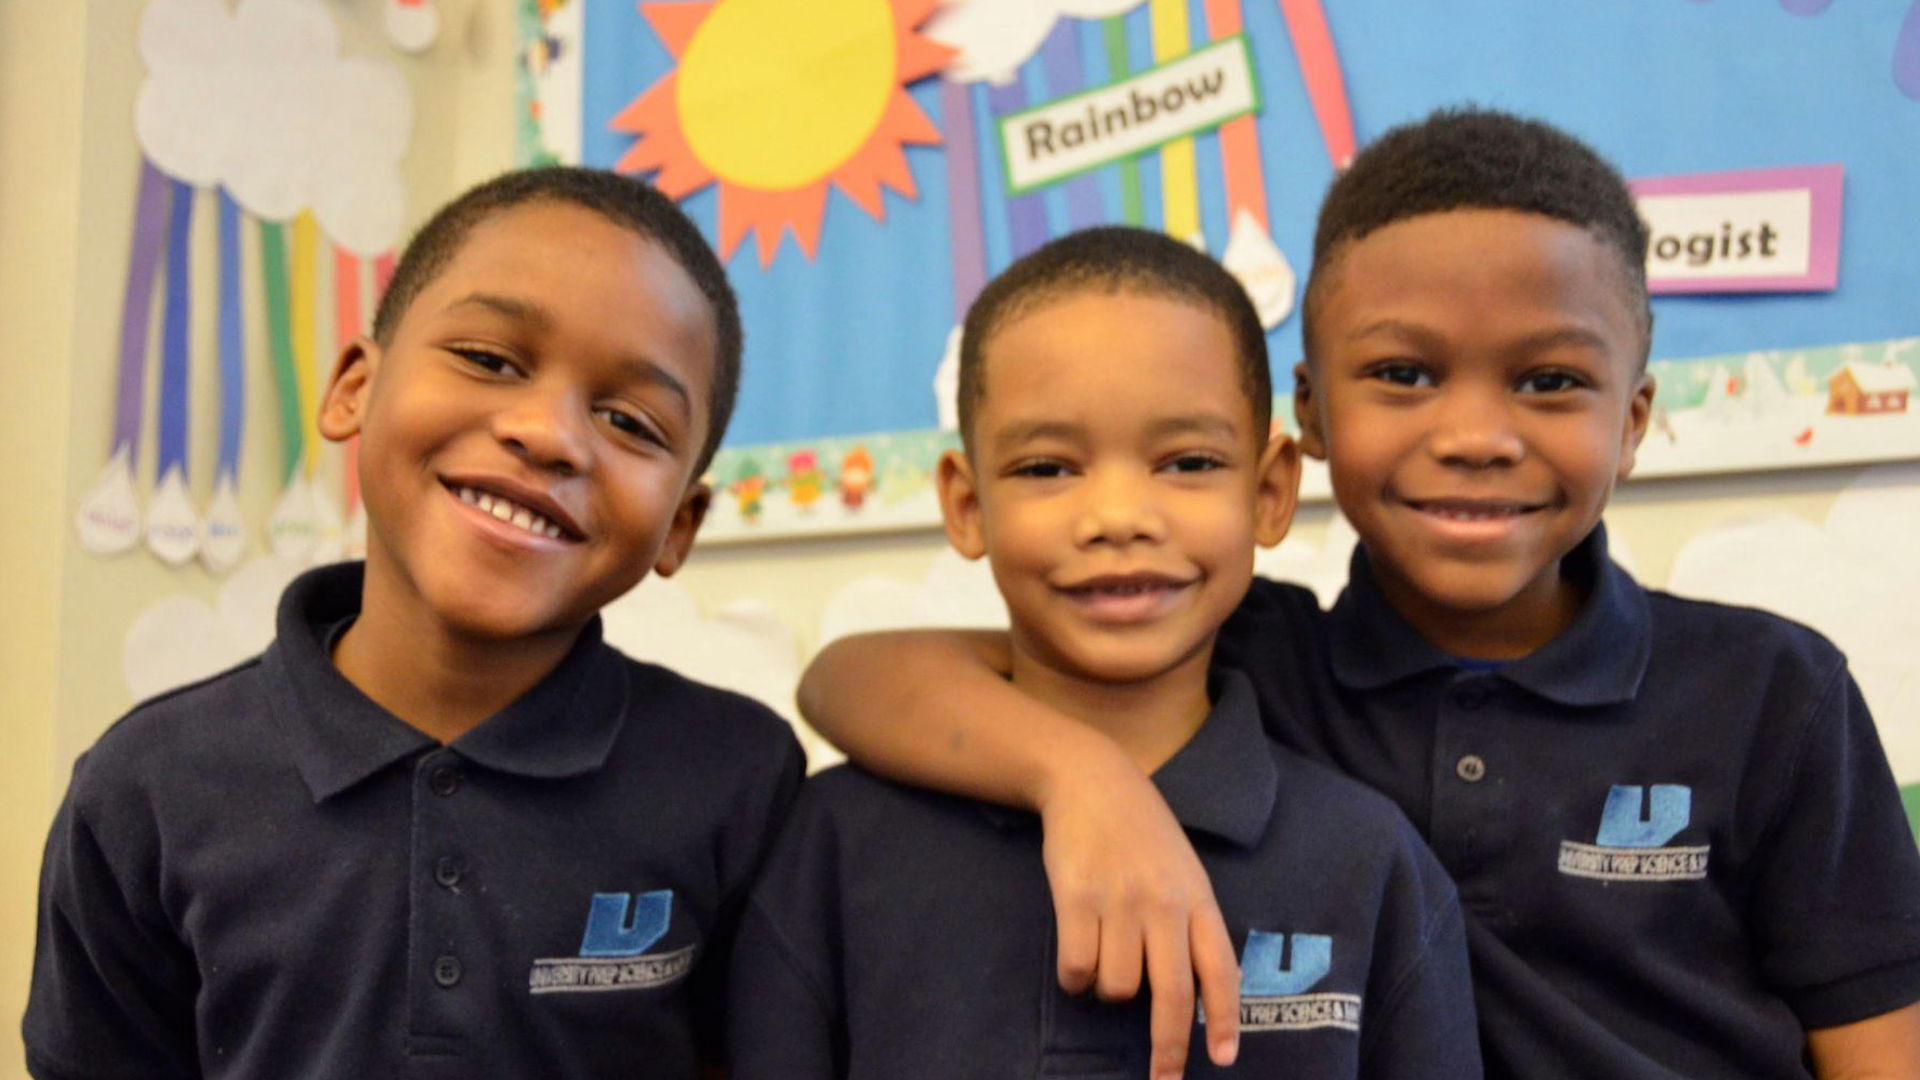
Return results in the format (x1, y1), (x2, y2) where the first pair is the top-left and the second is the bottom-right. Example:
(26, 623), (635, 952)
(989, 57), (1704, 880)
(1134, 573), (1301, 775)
(798, 111), (1920, 1078)
(25, 169), (803, 1079)
(728, 227), (1480, 1080)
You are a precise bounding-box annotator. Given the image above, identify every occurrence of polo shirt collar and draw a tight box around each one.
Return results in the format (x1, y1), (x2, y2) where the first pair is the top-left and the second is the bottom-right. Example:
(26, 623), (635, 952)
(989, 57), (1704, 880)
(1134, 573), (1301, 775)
(263, 562), (631, 804)
(979, 669), (1278, 850)
(1326, 524), (1650, 708)
(1151, 669), (1278, 848)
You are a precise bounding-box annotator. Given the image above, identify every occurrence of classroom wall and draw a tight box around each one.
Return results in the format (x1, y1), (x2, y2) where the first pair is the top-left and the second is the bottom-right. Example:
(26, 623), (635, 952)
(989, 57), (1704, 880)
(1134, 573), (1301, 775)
(0, 3), (1910, 1077)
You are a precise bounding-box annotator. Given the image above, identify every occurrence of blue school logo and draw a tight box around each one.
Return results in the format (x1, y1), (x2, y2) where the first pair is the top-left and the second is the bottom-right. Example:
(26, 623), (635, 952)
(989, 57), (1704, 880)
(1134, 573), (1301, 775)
(1558, 784), (1711, 882)
(528, 889), (697, 994)
(1232, 931), (1361, 1034)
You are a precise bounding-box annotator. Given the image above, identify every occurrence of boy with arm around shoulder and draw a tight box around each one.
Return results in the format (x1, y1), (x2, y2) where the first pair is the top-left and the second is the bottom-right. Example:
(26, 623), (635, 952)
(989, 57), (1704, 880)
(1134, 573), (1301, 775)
(800, 109), (1920, 1078)
(25, 168), (803, 1079)
(729, 226), (1481, 1080)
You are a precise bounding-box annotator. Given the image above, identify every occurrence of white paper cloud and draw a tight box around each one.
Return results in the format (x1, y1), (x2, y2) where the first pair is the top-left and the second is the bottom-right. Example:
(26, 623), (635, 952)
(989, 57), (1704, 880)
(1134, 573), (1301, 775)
(136, 0), (412, 254)
(1664, 463), (1920, 782)
(818, 548), (1009, 649)
(927, 0), (1147, 86)
(596, 576), (838, 770)
(122, 555), (306, 702)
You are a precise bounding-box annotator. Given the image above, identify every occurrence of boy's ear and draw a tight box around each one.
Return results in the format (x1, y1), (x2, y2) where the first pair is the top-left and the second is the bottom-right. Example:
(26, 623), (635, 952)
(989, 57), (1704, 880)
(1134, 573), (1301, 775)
(1254, 432), (1302, 548)
(1616, 373), (1657, 480)
(1291, 361), (1328, 460)
(651, 481), (712, 578)
(936, 449), (988, 559)
(319, 337), (381, 443)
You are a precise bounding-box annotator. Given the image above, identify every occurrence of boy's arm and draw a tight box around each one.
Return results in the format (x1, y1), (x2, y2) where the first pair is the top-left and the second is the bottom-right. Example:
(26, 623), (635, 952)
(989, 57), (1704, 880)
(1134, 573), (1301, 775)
(727, 898), (841, 1080)
(799, 630), (1242, 1078)
(1751, 663), (1920, 1073)
(25, 780), (199, 1080)
(1355, 823), (1484, 1080)
(1807, 1002), (1920, 1080)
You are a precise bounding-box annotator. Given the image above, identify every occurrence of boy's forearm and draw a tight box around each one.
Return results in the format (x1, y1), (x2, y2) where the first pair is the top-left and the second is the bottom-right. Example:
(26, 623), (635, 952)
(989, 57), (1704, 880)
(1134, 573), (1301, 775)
(799, 629), (1120, 811)
(1808, 1001), (1920, 1079)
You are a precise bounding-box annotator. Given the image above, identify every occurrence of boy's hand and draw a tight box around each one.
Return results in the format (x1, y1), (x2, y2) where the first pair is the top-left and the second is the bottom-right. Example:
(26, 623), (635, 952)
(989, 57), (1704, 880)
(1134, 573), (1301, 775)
(1038, 749), (1241, 1079)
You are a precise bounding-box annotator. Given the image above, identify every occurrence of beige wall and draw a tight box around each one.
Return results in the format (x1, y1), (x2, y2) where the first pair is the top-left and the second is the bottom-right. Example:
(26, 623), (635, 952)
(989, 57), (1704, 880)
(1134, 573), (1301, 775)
(1, 3), (88, 1070)
(0, 2), (1895, 1076)
(0, 1), (519, 1073)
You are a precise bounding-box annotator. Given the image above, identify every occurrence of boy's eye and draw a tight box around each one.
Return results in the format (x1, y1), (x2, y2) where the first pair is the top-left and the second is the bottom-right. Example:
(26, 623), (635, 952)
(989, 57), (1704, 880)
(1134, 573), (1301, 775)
(1161, 453), (1225, 474)
(452, 348), (519, 377)
(597, 407), (667, 448)
(1517, 370), (1588, 394)
(1369, 362), (1434, 389)
(1009, 460), (1072, 479)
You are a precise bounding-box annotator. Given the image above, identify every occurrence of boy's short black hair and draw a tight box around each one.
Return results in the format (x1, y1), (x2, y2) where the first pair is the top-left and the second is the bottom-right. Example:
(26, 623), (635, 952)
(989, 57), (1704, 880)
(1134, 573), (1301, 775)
(372, 166), (743, 474)
(958, 226), (1270, 447)
(1303, 107), (1652, 364)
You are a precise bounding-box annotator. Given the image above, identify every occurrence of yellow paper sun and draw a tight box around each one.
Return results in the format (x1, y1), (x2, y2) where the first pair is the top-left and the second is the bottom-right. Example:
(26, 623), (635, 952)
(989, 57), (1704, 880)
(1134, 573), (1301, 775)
(613, 0), (953, 266)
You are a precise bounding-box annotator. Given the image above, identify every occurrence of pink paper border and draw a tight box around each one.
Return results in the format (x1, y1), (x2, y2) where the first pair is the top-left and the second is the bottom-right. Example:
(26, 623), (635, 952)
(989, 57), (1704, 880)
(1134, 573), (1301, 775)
(1630, 164), (1844, 294)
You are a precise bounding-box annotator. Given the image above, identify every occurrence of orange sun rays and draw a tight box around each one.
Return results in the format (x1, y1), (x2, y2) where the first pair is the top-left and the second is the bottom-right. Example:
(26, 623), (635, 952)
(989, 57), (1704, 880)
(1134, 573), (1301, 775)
(611, 0), (953, 266)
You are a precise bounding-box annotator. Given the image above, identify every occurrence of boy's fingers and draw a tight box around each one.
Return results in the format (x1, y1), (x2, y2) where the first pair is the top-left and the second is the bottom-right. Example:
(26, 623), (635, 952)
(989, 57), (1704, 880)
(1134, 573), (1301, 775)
(1145, 916), (1196, 1080)
(1055, 905), (1100, 995)
(1094, 912), (1144, 1001)
(1192, 904), (1242, 1066)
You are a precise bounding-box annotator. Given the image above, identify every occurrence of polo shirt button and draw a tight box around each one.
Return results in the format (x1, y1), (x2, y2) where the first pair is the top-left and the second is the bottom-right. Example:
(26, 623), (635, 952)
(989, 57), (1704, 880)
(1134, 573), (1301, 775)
(434, 857), (463, 888)
(433, 955), (462, 988)
(1456, 754), (1487, 783)
(1453, 686), (1490, 710)
(429, 765), (460, 796)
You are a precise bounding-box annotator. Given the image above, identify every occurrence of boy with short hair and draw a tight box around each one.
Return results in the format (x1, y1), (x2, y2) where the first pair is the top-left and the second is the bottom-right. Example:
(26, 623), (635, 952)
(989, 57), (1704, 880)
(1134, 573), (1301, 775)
(728, 226), (1482, 1080)
(25, 167), (804, 1078)
(799, 110), (1920, 1078)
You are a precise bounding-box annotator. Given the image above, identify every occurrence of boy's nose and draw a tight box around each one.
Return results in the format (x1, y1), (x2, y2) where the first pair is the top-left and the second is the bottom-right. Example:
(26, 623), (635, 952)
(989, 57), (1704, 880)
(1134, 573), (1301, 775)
(1073, 471), (1168, 547)
(1427, 389), (1525, 468)
(492, 389), (592, 475)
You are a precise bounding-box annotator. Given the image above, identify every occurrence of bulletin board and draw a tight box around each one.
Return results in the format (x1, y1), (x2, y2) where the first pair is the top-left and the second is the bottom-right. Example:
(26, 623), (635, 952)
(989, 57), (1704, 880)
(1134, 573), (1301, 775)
(519, 0), (1920, 542)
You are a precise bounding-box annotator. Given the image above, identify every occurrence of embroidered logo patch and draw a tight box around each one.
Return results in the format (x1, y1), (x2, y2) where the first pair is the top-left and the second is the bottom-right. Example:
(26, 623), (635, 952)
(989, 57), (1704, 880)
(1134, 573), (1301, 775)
(1215, 931), (1361, 1033)
(1558, 784), (1710, 882)
(528, 889), (696, 994)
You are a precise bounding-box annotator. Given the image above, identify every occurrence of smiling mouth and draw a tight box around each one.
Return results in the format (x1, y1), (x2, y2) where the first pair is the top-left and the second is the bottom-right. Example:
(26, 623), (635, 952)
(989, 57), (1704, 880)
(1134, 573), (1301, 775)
(1404, 499), (1544, 521)
(1054, 574), (1199, 623)
(1059, 573), (1197, 597)
(450, 484), (575, 541)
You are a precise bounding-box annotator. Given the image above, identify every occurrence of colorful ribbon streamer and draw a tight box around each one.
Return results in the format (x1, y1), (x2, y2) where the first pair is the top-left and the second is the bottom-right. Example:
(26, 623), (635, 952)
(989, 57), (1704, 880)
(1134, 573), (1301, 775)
(1150, 0), (1203, 242)
(334, 246), (363, 513)
(1276, 0), (1357, 169)
(942, 80), (989, 316)
(1103, 17), (1146, 227)
(374, 252), (397, 304)
(258, 220), (304, 484)
(216, 190), (245, 485)
(1203, 0), (1271, 228)
(989, 80), (1053, 259)
(114, 159), (172, 464)
(290, 213), (322, 478)
(157, 179), (196, 483)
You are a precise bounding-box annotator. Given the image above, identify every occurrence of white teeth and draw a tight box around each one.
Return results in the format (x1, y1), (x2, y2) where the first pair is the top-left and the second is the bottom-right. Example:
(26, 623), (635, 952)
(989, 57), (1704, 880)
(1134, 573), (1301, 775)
(1427, 504), (1519, 521)
(456, 485), (565, 540)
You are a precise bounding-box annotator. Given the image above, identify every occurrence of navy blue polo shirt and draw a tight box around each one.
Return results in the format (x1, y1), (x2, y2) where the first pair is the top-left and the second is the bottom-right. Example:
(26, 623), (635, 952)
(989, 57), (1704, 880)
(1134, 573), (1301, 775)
(25, 562), (804, 1080)
(728, 670), (1481, 1079)
(1214, 525), (1920, 1079)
